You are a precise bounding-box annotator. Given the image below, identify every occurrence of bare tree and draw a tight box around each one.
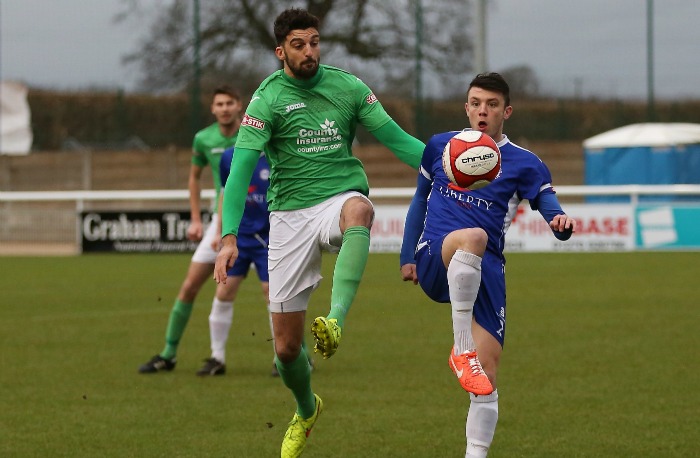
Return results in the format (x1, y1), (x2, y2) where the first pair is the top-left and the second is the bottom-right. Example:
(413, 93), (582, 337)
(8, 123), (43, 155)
(117, 0), (474, 98)
(499, 64), (541, 100)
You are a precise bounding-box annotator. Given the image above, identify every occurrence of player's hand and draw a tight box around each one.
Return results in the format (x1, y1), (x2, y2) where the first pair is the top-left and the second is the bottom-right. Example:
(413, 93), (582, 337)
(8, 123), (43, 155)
(400, 263), (419, 285)
(214, 235), (238, 284)
(187, 220), (204, 242)
(550, 214), (577, 233)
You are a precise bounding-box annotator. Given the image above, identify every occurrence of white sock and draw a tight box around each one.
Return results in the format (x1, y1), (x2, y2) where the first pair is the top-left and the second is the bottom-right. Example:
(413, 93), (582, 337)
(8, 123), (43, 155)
(447, 250), (482, 355)
(209, 298), (233, 363)
(465, 390), (499, 458)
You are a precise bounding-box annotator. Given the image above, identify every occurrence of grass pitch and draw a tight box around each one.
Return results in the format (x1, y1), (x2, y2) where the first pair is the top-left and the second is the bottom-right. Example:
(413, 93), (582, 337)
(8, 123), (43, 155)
(1, 252), (698, 457)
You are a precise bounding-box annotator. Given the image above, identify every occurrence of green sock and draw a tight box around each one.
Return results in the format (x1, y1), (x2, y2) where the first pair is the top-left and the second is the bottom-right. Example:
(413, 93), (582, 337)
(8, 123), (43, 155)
(328, 226), (370, 329)
(160, 299), (193, 359)
(275, 351), (315, 418)
(301, 339), (312, 362)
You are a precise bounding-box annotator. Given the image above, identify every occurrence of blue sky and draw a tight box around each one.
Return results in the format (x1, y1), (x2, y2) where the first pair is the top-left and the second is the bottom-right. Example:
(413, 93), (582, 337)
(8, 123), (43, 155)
(1, 0), (698, 100)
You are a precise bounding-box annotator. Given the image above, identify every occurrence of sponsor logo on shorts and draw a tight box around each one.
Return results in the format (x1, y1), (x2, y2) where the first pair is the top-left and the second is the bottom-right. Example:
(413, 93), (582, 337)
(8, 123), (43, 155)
(242, 114), (265, 130)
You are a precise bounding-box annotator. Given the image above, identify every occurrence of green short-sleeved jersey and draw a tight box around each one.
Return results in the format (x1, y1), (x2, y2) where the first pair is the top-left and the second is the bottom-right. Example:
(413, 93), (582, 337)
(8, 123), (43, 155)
(235, 65), (392, 211)
(191, 123), (238, 210)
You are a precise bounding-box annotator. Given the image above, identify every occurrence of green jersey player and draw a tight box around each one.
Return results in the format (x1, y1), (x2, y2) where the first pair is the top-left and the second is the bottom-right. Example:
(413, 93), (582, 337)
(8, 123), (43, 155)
(139, 85), (244, 375)
(191, 122), (234, 216)
(213, 8), (425, 458)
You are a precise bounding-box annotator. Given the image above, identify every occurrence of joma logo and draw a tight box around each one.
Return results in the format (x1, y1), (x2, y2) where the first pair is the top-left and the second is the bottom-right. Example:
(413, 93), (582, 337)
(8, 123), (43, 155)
(285, 102), (306, 112)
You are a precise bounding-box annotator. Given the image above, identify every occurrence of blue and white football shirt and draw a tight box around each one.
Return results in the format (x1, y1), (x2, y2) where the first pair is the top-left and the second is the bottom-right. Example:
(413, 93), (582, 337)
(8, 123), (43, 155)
(219, 147), (270, 249)
(417, 130), (555, 262)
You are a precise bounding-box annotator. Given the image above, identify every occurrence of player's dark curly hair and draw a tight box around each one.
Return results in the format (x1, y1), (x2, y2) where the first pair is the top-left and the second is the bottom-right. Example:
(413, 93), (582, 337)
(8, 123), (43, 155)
(468, 73), (511, 107)
(274, 8), (320, 45)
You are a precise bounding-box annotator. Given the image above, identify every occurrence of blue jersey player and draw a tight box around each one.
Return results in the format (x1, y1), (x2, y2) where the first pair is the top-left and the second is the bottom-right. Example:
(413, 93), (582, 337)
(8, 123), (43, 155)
(400, 73), (576, 458)
(196, 146), (273, 376)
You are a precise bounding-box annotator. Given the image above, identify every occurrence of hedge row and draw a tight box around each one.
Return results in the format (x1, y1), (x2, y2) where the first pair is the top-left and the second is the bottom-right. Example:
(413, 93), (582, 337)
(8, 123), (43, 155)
(27, 89), (700, 150)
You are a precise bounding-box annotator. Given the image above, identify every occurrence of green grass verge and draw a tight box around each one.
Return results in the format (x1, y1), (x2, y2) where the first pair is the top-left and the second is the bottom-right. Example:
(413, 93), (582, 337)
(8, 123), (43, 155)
(0, 252), (698, 457)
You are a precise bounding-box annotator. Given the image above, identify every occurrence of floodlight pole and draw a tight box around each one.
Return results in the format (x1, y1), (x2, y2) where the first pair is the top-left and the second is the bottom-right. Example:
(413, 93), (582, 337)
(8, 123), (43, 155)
(646, 0), (655, 121)
(191, 0), (202, 137)
(474, 0), (488, 74)
(414, 0), (424, 140)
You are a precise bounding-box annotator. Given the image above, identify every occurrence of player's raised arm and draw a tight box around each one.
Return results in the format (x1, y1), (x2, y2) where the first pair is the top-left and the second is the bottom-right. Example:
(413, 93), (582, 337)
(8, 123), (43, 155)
(370, 120), (425, 169)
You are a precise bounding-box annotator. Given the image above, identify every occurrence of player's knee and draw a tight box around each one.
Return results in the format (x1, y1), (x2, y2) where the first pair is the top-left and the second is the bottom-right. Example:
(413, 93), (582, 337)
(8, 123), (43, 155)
(341, 197), (374, 228)
(215, 291), (236, 302)
(445, 228), (488, 260)
(275, 340), (303, 363)
(473, 227), (488, 245)
(178, 280), (201, 302)
(179, 268), (211, 301)
(461, 228), (487, 255)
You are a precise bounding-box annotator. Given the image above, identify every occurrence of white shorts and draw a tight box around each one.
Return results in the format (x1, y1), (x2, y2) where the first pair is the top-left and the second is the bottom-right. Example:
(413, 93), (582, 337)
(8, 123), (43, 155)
(268, 191), (372, 312)
(191, 213), (218, 264)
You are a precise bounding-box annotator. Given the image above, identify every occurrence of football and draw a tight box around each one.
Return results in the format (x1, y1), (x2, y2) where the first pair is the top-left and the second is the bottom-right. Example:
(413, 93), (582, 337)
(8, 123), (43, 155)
(442, 130), (501, 190)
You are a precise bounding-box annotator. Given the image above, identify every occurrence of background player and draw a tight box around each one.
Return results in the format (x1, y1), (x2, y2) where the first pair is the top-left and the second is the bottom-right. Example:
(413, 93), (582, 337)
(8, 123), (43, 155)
(214, 8), (425, 457)
(139, 85), (242, 374)
(196, 146), (272, 376)
(400, 72), (576, 457)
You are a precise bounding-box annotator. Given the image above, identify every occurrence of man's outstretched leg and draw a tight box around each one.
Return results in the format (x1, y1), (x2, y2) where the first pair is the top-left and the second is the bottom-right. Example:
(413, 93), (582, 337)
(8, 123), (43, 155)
(313, 197), (373, 359)
(312, 226), (370, 358)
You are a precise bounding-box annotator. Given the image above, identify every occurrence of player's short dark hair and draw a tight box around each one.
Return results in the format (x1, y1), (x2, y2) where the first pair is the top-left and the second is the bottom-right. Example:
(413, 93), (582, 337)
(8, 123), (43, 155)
(468, 73), (511, 107)
(213, 85), (240, 101)
(274, 8), (320, 45)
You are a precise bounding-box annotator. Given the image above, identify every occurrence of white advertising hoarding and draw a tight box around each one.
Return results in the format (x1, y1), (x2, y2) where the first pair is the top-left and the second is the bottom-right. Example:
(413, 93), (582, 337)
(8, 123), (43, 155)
(504, 204), (634, 252)
(370, 203), (636, 253)
(369, 205), (408, 252)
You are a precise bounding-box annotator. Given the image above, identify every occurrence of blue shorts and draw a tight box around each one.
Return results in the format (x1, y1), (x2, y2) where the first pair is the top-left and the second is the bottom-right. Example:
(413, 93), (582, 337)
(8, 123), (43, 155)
(415, 236), (507, 347)
(227, 236), (269, 282)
